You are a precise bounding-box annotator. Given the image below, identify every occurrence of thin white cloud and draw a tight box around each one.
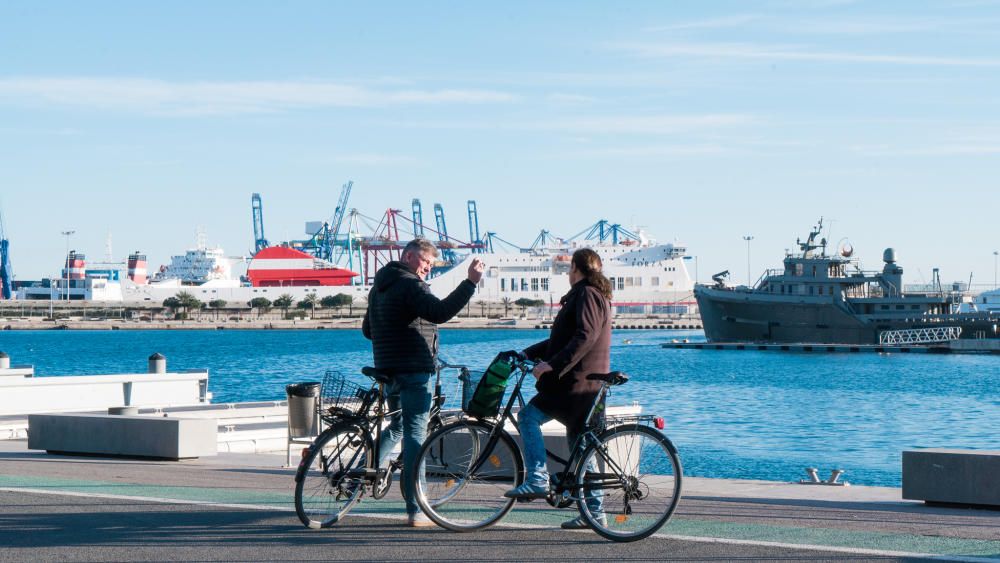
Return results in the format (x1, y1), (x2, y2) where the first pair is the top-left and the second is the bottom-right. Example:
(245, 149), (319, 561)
(852, 143), (1000, 156)
(0, 77), (519, 115)
(538, 114), (757, 134)
(332, 153), (423, 166)
(610, 41), (1000, 67)
(382, 113), (758, 135)
(562, 144), (739, 158)
(644, 15), (761, 32)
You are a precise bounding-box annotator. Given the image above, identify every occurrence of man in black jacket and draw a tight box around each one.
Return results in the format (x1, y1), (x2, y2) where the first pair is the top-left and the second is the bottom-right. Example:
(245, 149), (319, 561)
(362, 238), (483, 526)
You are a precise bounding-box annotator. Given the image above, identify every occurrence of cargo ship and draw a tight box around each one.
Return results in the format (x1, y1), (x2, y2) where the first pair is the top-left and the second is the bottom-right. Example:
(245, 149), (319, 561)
(695, 220), (999, 344)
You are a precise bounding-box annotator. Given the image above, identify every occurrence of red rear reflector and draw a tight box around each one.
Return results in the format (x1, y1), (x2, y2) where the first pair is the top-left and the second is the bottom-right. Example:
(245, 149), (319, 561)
(654, 417), (665, 430)
(301, 447), (311, 459)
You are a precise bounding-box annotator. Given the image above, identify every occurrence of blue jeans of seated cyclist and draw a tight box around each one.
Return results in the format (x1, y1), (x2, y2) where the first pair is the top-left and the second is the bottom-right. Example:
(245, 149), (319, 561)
(376, 372), (433, 516)
(518, 402), (604, 515)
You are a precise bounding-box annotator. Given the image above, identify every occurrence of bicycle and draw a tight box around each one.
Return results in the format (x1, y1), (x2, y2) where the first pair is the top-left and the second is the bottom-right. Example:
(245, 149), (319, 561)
(293, 362), (466, 528)
(409, 357), (683, 542)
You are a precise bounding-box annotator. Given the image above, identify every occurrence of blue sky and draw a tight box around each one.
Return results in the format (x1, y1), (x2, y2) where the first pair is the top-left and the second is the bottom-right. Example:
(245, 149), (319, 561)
(2, 1), (999, 288)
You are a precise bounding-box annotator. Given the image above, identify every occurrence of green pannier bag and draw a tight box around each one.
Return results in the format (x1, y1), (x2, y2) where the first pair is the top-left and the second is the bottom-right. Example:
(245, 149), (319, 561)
(464, 353), (515, 419)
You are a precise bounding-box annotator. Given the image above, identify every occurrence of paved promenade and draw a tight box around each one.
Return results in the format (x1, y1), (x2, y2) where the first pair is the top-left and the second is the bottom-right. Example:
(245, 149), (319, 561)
(1, 440), (997, 562)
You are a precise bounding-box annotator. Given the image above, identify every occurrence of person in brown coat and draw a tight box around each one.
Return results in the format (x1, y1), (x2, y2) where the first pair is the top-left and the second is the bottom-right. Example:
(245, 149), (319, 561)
(503, 247), (612, 529)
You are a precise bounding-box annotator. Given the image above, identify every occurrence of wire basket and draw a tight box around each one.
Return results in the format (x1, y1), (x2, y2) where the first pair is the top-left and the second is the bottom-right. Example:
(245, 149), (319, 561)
(320, 370), (372, 422)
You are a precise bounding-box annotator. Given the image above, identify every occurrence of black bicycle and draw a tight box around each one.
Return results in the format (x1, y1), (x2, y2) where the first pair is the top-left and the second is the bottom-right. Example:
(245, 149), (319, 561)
(409, 358), (683, 542)
(293, 363), (464, 528)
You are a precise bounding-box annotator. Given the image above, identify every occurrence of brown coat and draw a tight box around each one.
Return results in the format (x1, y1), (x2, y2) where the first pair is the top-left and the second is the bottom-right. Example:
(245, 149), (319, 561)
(523, 280), (611, 433)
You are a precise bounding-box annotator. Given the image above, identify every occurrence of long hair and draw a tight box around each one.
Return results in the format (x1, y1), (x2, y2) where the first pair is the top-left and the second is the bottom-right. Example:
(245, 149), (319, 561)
(572, 248), (613, 301)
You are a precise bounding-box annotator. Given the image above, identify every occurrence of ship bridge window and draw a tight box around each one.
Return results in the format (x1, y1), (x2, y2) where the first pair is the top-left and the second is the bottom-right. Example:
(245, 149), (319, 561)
(651, 276), (659, 286)
(812, 265), (817, 277)
(521, 279), (529, 291)
(531, 278), (539, 291)
(880, 305), (889, 310)
(818, 286), (823, 295)
(541, 278), (549, 291)
(617, 278), (624, 291)
(911, 305), (920, 310)
(501, 279), (505, 291)
(795, 264), (804, 276)
(896, 305), (905, 310)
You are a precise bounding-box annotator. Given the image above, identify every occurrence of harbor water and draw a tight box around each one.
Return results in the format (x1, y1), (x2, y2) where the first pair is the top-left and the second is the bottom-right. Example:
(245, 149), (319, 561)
(2, 329), (997, 487)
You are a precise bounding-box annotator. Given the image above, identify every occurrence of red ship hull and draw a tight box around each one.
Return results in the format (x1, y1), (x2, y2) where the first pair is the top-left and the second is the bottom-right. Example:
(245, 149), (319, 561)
(247, 246), (357, 287)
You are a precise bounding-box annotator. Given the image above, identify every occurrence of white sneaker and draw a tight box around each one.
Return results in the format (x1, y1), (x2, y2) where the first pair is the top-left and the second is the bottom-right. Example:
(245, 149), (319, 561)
(407, 512), (435, 528)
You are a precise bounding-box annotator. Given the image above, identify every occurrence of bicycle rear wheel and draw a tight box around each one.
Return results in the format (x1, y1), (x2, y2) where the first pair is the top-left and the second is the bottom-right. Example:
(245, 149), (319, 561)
(412, 419), (522, 531)
(294, 423), (372, 528)
(575, 424), (682, 542)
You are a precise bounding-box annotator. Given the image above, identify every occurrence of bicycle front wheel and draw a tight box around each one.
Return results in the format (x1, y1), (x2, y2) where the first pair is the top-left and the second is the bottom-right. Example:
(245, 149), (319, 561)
(294, 423), (372, 528)
(575, 424), (682, 542)
(412, 419), (523, 531)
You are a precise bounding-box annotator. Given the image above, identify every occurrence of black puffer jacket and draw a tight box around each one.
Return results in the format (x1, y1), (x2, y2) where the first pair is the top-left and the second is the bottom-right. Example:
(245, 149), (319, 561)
(362, 261), (475, 375)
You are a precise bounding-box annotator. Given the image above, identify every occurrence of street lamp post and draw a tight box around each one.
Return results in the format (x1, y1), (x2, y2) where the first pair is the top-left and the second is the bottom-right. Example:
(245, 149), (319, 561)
(742, 235), (754, 287)
(61, 230), (75, 302)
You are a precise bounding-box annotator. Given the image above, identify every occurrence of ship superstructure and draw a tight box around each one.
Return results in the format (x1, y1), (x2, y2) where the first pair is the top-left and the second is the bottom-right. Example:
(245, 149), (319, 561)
(695, 220), (999, 344)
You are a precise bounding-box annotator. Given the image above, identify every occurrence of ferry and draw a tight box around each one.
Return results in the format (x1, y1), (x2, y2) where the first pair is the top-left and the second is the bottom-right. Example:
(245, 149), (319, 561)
(16, 228), (696, 315)
(695, 220), (999, 344)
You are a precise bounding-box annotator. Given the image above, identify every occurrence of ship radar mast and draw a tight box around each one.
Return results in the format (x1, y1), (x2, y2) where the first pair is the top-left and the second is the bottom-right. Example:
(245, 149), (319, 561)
(795, 218), (827, 258)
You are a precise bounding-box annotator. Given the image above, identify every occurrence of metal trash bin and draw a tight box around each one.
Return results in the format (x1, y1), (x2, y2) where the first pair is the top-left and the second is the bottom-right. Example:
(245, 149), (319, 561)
(286, 382), (322, 438)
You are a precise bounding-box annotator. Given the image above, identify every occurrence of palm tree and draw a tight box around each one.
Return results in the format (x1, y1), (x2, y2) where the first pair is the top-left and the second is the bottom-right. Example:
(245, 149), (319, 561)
(475, 300), (488, 318)
(298, 294), (318, 317)
(208, 299), (227, 320)
(273, 294), (295, 318)
(248, 297), (272, 318)
(500, 297), (513, 317)
(164, 291), (201, 320)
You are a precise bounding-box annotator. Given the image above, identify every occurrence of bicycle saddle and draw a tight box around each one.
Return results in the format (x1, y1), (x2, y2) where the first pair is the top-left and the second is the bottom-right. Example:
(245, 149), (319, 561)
(361, 366), (392, 384)
(586, 371), (629, 386)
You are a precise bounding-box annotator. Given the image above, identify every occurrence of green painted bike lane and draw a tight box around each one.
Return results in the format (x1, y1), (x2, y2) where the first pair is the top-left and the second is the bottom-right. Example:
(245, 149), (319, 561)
(1, 473), (998, 560)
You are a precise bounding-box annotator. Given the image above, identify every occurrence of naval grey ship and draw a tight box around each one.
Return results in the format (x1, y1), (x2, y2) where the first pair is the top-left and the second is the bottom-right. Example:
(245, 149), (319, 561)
(695, 220), (999, 344)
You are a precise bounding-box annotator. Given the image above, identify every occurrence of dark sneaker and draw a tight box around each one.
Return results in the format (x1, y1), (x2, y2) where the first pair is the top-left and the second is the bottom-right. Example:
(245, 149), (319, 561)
(503, 482), (548, 499)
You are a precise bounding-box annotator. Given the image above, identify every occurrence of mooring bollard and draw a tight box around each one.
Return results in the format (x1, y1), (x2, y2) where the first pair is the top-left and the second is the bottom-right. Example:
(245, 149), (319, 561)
(0, 352), (9, 370)
(148, 352), (166, 374)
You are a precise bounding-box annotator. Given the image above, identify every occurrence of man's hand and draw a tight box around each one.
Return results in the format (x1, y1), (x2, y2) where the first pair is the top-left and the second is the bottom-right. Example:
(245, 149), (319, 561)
(467, 257), (485, 284)
(532, 361), (553, 380)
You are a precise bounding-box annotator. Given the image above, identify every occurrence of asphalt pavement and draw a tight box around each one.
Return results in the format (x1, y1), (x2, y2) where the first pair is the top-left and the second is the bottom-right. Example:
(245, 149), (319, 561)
(0, 440), (997, 562)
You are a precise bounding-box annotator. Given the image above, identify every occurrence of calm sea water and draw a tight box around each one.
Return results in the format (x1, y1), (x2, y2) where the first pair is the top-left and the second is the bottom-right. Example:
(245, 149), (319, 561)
(2, 329), (997, 487)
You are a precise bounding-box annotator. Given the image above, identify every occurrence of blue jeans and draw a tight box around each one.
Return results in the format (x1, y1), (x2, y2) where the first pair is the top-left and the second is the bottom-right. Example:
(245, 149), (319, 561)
(518, 403), (603, 515)
(376, 372), (433, 515)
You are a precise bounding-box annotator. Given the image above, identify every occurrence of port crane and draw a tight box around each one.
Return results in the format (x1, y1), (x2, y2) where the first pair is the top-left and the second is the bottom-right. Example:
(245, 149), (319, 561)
(0, 207), (12, 299)
(568, 219), (640, 245)
(251, 193), (269, 254)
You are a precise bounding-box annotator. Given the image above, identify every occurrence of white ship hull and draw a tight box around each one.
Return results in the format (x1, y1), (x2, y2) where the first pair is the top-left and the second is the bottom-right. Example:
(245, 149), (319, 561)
(20, 243), (696, 315)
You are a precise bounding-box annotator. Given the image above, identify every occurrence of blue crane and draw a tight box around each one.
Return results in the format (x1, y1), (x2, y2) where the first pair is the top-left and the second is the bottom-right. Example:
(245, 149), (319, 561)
(467, 200), (484, 253)
(411, 199), (424, 237)
(0, 208), (13, 299)
(568, 219), (640, 245)
(251, 193), (269, 254)
(433, 203), (457, 263)
(328, 181), (353, 263)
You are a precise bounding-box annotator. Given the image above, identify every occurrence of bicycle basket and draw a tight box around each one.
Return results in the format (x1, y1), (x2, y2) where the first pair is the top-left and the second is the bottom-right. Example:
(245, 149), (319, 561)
(320, 371), (371, 422)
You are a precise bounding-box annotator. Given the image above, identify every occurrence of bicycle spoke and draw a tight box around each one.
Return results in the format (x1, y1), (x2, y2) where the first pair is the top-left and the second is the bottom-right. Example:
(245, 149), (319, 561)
(576, 425), (682, 542)
(413, 420), (521, 531)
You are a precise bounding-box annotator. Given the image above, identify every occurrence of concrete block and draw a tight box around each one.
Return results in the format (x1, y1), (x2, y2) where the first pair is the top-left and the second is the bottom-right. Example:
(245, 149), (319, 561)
(902, 449), (1000, 507)
(28, 414), (217, 460)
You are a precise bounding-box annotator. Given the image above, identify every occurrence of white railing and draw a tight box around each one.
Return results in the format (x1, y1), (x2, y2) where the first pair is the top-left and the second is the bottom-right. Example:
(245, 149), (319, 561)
(878, 326), (961, 345)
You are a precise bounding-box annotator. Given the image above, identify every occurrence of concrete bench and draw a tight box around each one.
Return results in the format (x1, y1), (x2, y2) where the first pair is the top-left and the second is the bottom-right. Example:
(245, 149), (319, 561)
(902, 449), (1000, 508)
(28, 413), (217, 460)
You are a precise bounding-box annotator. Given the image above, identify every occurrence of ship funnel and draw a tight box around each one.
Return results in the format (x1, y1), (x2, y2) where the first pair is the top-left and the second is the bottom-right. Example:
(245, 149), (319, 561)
(882, 248), (896, 264)
(127, 251), (148, 284)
